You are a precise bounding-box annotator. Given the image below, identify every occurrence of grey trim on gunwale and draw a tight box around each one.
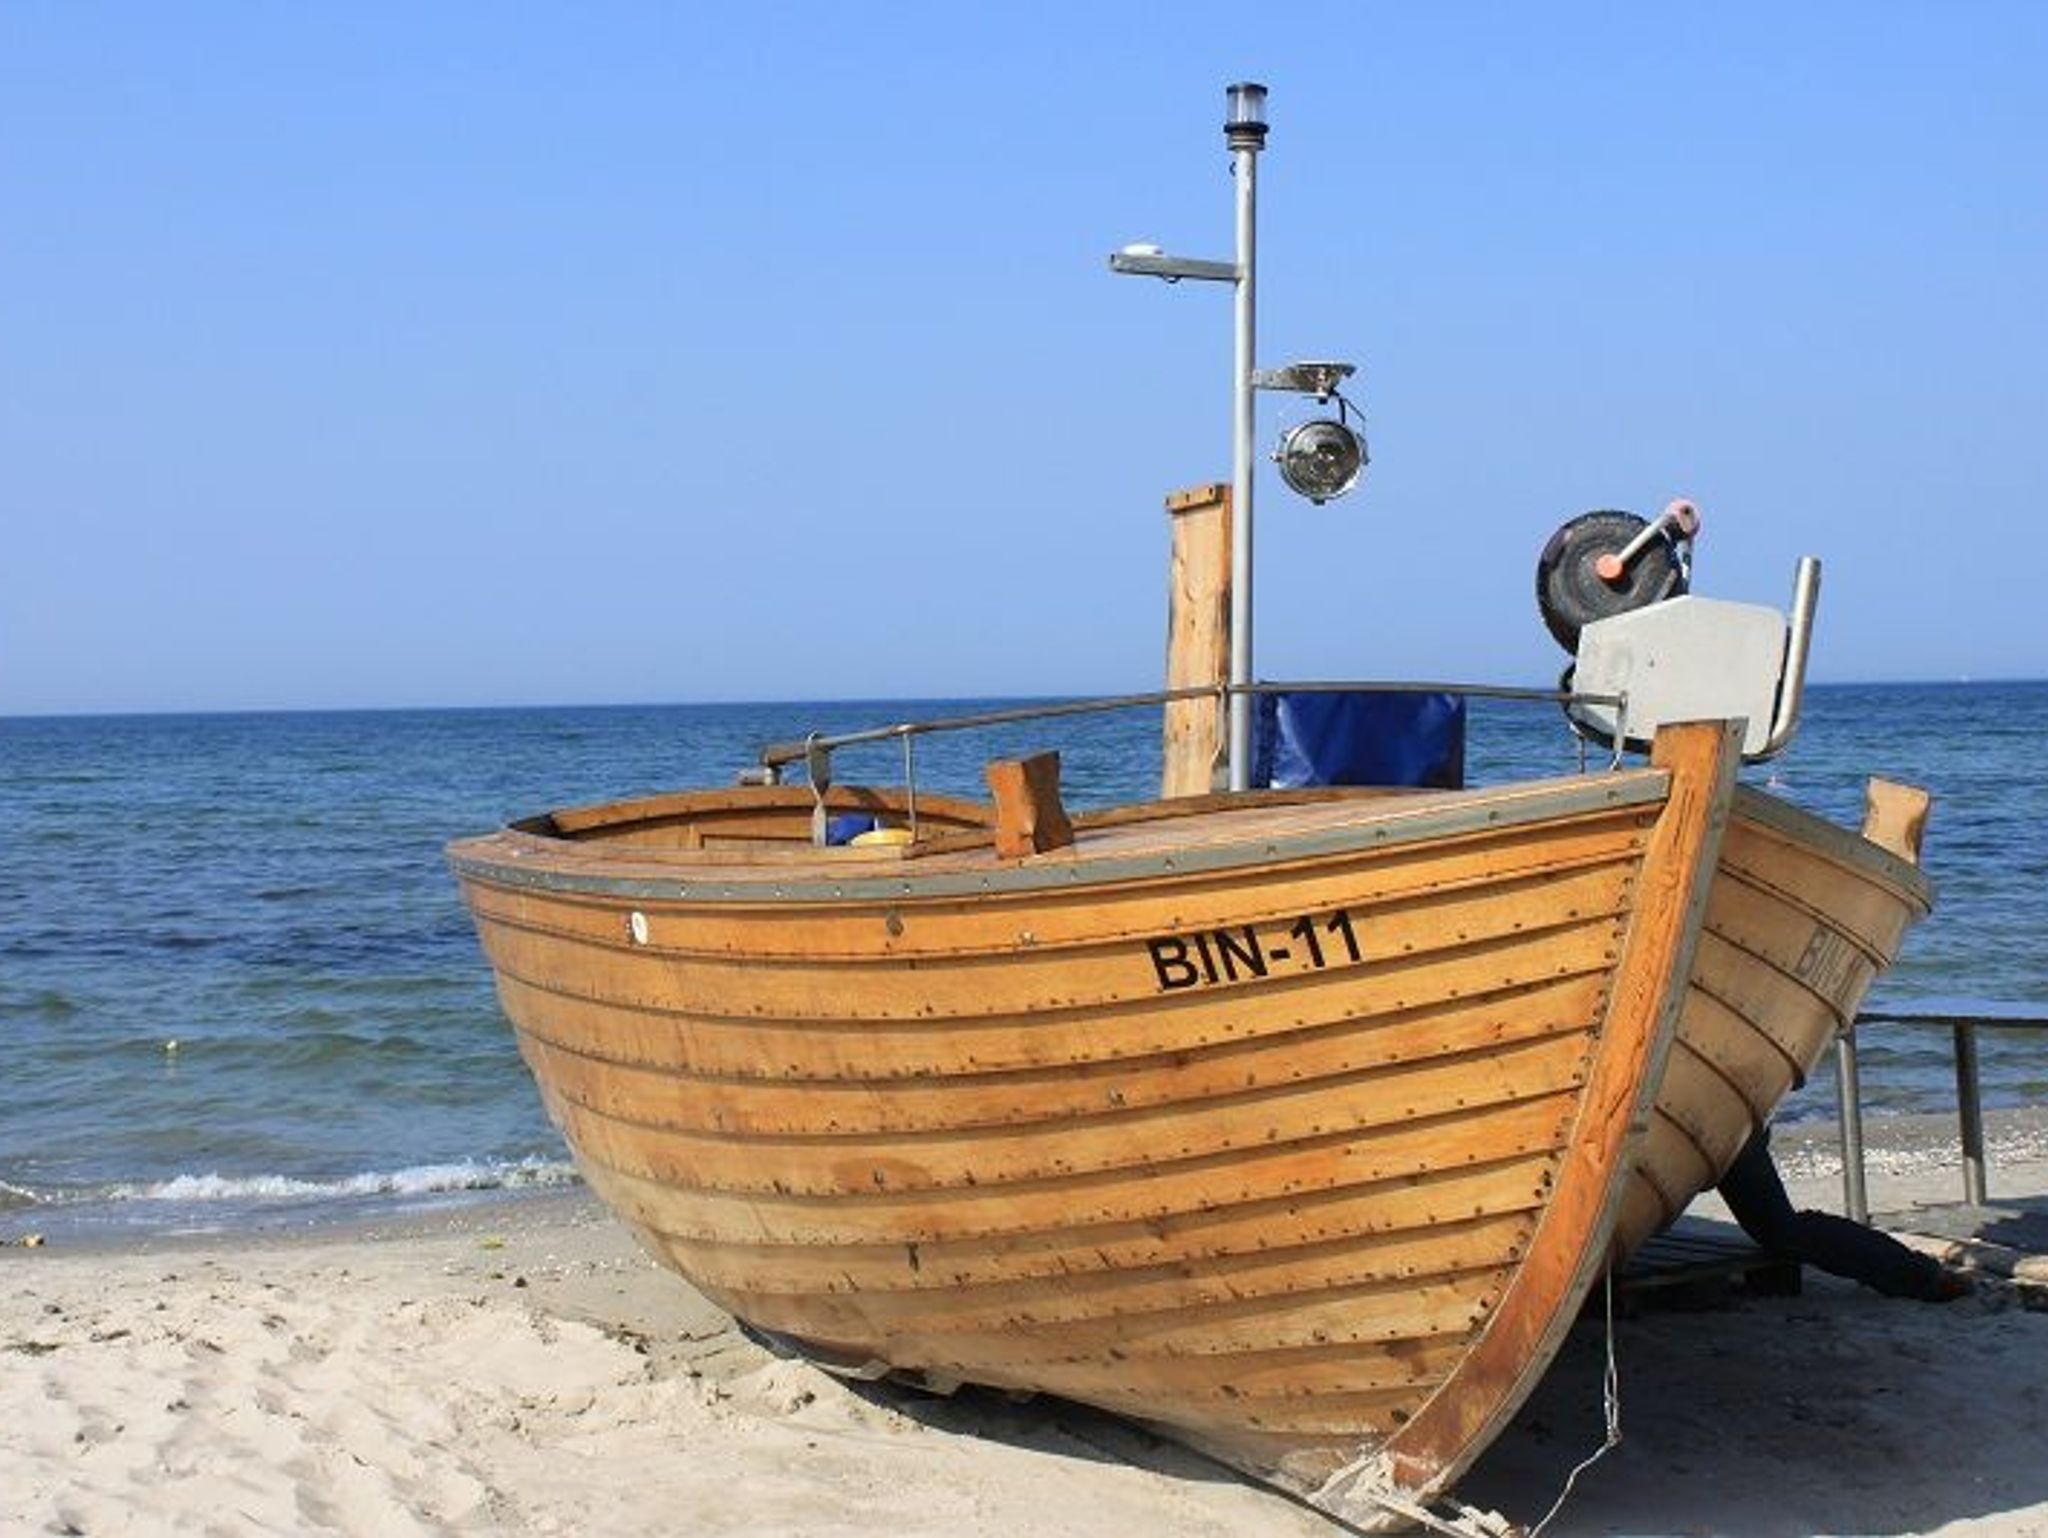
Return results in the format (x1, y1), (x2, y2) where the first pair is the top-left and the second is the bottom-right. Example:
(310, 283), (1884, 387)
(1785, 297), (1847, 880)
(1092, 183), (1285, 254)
(1729, 784), (1935, 910)
(450, 773), (1671, 904)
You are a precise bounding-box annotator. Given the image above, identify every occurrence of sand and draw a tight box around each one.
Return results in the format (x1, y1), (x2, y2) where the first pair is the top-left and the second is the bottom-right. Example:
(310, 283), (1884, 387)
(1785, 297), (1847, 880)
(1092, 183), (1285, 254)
(6, 1114), (2048, 1538)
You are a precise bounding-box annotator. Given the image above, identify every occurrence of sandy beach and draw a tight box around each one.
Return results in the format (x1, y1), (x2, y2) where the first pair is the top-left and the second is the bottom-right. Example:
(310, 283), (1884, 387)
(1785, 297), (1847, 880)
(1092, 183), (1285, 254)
(7, 1113), (2048, 1538)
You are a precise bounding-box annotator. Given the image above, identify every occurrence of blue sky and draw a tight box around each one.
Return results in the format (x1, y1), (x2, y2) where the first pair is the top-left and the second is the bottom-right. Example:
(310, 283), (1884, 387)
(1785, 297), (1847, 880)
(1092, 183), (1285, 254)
(4, 4), (2043, 714)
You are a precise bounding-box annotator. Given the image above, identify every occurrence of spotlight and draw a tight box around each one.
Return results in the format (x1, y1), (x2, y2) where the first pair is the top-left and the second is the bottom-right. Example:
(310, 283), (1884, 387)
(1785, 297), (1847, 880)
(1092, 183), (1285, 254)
(1274, 417), (1366, 503)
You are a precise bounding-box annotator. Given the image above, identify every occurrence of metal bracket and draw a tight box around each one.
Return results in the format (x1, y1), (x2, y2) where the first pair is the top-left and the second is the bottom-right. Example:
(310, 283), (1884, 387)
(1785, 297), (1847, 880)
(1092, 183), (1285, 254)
(805, 734), (833, 846)
(1107, 251), (1238, 283)
(1252, 360), (1355, 399)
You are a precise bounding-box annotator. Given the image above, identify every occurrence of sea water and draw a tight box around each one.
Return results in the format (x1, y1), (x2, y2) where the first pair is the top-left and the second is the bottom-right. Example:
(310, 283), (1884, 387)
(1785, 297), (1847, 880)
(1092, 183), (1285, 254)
(5, 683), (2045, 1238)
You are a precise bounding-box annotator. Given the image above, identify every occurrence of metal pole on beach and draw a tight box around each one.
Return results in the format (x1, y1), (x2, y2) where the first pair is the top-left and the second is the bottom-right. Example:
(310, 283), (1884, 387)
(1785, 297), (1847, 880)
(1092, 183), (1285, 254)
(1225, 82), (1267, 791)
(1835, 1033), (1870, 1223)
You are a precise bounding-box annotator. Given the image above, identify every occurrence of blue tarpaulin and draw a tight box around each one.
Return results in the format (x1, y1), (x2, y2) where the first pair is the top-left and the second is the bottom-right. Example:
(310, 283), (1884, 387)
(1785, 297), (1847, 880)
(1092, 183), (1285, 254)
(1253, 691), (1466, 790)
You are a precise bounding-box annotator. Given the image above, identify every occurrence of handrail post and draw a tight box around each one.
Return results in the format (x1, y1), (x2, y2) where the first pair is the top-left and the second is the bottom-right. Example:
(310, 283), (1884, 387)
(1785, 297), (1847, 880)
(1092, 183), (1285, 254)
(1835, 1029), (1869, 1223)
(1954, 1020), (1988, 1206)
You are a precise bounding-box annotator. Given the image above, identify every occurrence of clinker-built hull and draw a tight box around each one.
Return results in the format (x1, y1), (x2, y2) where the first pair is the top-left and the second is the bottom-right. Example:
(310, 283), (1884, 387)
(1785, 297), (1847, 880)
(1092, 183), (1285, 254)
(448, 721), (1930, 1523)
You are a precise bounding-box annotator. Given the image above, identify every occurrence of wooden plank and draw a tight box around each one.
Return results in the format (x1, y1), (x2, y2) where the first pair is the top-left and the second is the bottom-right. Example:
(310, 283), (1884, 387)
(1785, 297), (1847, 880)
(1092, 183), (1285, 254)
(1670, 984), (1800, 1122)
(492, 931), (1623, 1084)
(544, 1029), (1595, 1197)
(701, 1213), (1539, 1336)
(513, 971), (1610, 1137)
(1708, 854), (1894, 978)
(876, 1270), (1507, 1368)
(642, 1156), (1558, 1297)
(1162, 481), (1231, 798)
(1719, 810), (1926, 955)
(1689, 928), (1853, 1062)
(1032, 1373), (1432, 1439)
(1620, 1217), (1801, 1300)
(472, 853), (1637, 1027)
(986, 752), (1075, 858)
(1652, 1039), (1759, 1177)
(579, 1095), (1578, 1248)
(484, 918), (1630, 1079)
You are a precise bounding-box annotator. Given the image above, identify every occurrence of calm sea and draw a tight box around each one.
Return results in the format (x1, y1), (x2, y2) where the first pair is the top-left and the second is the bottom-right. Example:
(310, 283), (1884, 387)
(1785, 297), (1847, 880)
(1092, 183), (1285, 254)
(5, 683), (2045, 1238)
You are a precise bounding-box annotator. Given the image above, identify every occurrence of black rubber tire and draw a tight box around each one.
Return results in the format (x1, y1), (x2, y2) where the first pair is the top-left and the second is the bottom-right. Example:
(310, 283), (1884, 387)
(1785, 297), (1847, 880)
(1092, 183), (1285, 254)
(1535, 509), (1687, 653)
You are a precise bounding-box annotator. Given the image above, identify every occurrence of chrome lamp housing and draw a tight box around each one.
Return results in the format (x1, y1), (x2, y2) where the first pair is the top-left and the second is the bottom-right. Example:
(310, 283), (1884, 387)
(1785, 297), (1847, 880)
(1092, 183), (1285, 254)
(1274, 416), (1366, 503)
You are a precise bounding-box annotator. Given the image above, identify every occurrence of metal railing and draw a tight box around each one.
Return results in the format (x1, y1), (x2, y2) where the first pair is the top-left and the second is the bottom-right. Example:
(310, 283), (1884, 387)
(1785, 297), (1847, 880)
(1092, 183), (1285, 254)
(750, 680), (1630, 845)
(753, 678), (1625, 785)
(1835, 1007), (2048, 1220)
(754, 679), (1616, 772)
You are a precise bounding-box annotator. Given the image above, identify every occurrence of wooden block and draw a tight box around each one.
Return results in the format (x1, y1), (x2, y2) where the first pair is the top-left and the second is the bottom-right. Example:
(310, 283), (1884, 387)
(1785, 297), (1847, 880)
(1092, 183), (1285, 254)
(986, 753), (1075, 858)
(1861, 778), (1931, 865)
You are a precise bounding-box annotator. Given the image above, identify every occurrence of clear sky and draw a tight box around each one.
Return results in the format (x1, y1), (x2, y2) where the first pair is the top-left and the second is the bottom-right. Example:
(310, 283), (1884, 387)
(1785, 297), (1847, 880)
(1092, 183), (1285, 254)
(4, 4), (2043, 715)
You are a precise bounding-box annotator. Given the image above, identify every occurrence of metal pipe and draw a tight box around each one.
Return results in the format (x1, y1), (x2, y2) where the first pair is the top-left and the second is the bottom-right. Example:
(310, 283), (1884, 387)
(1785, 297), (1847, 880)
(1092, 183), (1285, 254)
(1757, 556), (1821, 758)
(1955, 1021), (1988, 1205)
(755, 678), (1623, 771)
(1835, 1030), (1869, 1223)
(1593, 498), (1699, 584)
(1226, 119), (1260, 790)
(1854, 1008), (2048, 1208)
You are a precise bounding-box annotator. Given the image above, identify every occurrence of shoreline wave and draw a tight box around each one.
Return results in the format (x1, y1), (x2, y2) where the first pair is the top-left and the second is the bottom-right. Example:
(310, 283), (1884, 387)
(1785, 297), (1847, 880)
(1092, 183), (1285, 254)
(2, 1156), (580, 1231)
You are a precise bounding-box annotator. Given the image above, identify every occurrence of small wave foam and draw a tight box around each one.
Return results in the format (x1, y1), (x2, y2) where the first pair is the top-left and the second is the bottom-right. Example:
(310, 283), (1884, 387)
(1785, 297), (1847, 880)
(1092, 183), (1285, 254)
(0, 1179), (45, 1211)
(108, 1156), (579, 1205)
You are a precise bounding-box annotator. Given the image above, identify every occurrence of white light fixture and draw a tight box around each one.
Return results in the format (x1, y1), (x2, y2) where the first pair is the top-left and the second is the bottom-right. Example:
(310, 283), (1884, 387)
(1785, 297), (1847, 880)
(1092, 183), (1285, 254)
(1225, 81), (1269, 148)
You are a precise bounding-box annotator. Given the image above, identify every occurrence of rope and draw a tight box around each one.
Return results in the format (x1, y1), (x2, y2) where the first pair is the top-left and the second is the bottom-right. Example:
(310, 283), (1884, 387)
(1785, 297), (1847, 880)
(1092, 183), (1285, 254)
(1309, 1452), (1516, 1537)
(1527, 1270), (1624, 1538)
(1306, 1268), (1625, 1536)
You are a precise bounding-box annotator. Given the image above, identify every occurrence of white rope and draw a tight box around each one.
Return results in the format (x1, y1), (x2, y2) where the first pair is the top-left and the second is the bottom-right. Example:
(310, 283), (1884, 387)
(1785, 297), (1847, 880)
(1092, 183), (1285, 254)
(1306, 1270), (1624, 1537)
(1310, 1450), (1516, 1537)
(1527, 1269), (1624, 1538)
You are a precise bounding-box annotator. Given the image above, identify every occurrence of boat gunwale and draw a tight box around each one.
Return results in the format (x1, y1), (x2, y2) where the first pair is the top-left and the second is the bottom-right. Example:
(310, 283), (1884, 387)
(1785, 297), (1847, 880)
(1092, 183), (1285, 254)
(1730, 782), (1934, 911)
(449, 770), (1672, 903)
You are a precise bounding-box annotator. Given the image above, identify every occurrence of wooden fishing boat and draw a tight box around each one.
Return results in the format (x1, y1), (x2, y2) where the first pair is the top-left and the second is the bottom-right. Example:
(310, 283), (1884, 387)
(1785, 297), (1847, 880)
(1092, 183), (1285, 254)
(450, 83), (1935, 1526)
(448, 713), (1930, 1527)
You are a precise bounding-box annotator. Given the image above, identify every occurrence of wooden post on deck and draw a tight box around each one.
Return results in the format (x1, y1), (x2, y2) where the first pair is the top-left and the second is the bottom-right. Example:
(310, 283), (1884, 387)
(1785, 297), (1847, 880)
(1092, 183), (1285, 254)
(1861, 778), (1932, 865)
(1163, 482), (1232, 798)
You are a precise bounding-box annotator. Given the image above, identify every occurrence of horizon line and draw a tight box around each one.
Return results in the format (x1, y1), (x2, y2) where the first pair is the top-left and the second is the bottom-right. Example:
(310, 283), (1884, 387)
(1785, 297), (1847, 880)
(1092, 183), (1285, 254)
(7, 674), (2046, 725)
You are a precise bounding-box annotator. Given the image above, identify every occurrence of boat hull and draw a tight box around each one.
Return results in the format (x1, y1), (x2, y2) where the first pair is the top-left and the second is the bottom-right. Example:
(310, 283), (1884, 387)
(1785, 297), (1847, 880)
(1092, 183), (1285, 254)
(449, 731), (1925, 1521)
(1617, 787), (1933, 1254)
